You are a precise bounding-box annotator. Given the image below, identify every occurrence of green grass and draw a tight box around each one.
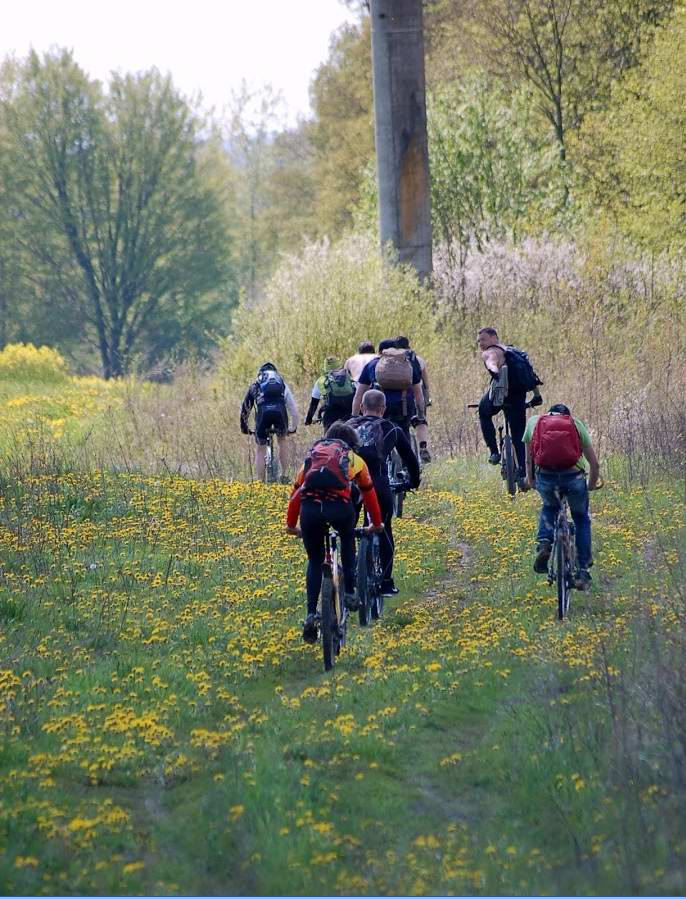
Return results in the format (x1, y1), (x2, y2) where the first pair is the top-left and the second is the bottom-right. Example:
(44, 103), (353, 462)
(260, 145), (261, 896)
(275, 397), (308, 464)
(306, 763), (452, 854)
(0, 452), (684, 895)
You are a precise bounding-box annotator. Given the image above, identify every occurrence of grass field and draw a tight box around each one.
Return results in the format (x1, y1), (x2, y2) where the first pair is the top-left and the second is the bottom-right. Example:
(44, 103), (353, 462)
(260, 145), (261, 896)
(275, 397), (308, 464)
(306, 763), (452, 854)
(1, 375), (685, 895)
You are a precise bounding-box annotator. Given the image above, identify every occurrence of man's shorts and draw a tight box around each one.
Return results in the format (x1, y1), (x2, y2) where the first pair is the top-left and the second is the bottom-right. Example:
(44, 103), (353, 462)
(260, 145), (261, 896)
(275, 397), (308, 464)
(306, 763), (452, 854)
(385, 412), (412, 435)
(254, 407), (288, 444)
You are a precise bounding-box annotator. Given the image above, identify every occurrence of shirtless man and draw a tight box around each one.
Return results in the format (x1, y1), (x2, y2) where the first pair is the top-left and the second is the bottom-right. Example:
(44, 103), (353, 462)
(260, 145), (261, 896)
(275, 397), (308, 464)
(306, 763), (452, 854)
(344, 341), (377, 383)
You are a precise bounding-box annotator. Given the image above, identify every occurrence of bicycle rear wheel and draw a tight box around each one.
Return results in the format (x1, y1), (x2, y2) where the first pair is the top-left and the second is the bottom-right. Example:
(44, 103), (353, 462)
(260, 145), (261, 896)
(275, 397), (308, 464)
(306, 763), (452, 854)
(265, 436), (279, 483)
(556, 528), (571, 620)
(357, 536), (372, 627)
(320, 575), (336, 670)
(388, 450), (404, 517)
(502, 434), (517, 497)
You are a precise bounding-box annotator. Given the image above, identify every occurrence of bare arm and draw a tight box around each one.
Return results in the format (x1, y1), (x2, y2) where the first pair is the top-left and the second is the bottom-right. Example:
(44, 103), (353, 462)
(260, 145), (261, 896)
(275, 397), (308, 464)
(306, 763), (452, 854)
(583, 444), (600, 489)
(412, 382), (425, 417)
(351, 382), (369, 416)
(284, 386), (299, 429)
(421, 365), (431, 396)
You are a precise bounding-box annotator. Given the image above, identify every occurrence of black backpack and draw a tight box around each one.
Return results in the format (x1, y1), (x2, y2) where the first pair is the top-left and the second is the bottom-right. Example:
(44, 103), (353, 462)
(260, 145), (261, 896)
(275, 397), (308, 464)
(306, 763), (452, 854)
(503, 346), (543, 392)
(256, 370), (286, 405)
(348, 415), (386, 466)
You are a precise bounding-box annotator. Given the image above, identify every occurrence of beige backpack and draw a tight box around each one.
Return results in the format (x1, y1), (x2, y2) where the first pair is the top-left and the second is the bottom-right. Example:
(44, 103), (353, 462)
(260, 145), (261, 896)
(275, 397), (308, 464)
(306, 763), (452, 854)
(375, 348), (413, 391)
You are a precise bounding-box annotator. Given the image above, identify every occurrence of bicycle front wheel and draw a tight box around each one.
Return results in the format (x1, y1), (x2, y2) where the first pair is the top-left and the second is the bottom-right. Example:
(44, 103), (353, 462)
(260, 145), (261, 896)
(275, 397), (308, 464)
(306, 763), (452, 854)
(502, 434), (517, 497)
(556, 532), (570, 620)
(321, 575), (336, 671)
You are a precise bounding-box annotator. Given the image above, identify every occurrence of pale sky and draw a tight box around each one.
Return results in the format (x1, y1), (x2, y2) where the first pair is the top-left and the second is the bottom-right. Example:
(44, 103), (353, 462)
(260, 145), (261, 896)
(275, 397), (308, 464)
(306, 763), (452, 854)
(2, 0), (359, 123)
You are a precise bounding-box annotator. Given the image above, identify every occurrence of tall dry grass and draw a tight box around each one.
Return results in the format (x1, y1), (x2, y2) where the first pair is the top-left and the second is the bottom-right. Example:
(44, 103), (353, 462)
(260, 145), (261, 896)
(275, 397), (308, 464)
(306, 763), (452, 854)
(7, 232), (682, 484)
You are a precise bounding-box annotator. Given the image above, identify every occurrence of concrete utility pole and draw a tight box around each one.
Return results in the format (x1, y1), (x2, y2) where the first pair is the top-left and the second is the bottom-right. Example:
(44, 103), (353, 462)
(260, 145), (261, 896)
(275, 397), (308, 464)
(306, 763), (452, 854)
(370, 0), (432, 281)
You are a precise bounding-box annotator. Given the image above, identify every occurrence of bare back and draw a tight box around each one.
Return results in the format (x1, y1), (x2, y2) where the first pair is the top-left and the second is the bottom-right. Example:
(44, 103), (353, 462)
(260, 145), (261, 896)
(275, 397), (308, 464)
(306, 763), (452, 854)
(345, 353), (377, 382)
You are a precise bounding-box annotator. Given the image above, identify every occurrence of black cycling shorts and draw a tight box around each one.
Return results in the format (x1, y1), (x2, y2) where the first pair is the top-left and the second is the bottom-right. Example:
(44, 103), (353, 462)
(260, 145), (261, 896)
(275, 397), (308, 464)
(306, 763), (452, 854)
(255, 406), (287, 444)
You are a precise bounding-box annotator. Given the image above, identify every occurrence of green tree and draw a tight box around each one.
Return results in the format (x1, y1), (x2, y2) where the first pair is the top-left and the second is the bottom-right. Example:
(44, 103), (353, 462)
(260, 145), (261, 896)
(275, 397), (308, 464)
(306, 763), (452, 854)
(0, 50), (235, 377)
(473, 0), (674, 164)
(309, 19), (375, 237)
(577, 5), (686, 252)
(428, 75), (562, 254)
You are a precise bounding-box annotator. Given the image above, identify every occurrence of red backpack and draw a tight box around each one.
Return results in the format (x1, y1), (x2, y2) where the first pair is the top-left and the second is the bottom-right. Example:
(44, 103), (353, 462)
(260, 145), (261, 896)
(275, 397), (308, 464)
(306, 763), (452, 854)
(301, 439), (352, 500)
(531, 414), (582, 469)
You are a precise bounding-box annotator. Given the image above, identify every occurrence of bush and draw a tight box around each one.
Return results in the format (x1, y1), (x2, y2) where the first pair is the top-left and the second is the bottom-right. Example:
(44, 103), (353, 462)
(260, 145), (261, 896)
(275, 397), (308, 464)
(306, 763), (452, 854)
(0, 343), (70, 383)
(217, 235), (436, 384)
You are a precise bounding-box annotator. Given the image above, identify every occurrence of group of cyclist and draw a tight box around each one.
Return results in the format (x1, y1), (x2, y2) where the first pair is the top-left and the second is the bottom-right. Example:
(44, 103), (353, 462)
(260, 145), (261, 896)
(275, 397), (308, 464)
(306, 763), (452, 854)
(241, 327), (601, 642)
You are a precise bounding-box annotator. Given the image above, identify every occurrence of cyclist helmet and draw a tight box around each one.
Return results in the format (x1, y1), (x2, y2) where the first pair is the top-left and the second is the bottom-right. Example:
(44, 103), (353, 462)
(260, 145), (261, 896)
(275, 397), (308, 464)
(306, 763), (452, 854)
(259, 361), (278, 374)
(549, 403), (571, 415)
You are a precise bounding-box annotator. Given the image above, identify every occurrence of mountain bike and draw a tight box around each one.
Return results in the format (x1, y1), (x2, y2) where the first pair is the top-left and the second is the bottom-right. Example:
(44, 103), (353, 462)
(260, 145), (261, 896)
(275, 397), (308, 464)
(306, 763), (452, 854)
(355, 521), (383, 626)
(548, 491), (576, 620)
(264, 425), (280, 483)
(249, 424), (294, 484)
(468, 402), (517, 497)
(547, 479), (603, 621)
(386, 449), (409, 517)
(319, 527), (347, 671)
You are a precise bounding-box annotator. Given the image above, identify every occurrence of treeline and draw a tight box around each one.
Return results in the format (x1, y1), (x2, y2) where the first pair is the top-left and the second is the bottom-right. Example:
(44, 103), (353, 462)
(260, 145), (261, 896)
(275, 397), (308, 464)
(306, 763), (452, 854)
(0, 1), (684, 377)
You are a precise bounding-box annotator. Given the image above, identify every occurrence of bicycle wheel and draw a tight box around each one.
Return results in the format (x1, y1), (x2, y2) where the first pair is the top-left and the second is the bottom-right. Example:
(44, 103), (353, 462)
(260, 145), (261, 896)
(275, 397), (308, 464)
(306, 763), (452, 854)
(320, 574), (336, 671)
(556, 525), (570, 621)
(502, 434), (517, 497)
(370, 537), (384, 620)
(265, 436), (279, 484)
(388, 450), (403, 517)
(357, 536), (372, 627)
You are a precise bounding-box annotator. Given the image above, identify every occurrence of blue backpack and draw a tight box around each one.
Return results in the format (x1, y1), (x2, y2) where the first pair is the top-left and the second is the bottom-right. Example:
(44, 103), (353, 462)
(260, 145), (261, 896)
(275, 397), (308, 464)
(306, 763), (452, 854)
(256, 370), (286, 406)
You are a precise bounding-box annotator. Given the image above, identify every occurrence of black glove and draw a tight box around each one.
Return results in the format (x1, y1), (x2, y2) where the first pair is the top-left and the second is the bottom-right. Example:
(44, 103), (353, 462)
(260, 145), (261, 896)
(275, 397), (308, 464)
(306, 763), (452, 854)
(410, 477), (421, 490)
(240, 423), (249, 435)
(529, 395), (543, 408)
(304, 416), (312, 426)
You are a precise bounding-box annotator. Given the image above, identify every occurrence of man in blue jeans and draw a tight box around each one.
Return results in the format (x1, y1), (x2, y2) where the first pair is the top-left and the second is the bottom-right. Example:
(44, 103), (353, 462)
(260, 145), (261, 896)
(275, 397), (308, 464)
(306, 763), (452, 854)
(523, 404), (601, 589)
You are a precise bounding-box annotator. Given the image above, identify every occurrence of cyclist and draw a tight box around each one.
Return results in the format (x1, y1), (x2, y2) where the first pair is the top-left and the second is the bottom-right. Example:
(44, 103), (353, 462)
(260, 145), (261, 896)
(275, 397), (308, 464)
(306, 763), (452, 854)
(477, 327), (542, 488)
(240, 362), (299, 482)
(304, 356), (355, 429)
(285, 421), (384, 643)
(395, 335), (431, 463)
(344, 341), (377, 383)
(524, 403), (600, 590)
(349, 389), (420, 596)
(351, 338), (425, 432)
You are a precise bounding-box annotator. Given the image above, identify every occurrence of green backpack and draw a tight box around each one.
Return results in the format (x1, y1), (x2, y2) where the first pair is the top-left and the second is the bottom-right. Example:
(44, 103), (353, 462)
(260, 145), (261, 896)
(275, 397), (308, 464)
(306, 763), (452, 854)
(321, 368), (355, 411)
